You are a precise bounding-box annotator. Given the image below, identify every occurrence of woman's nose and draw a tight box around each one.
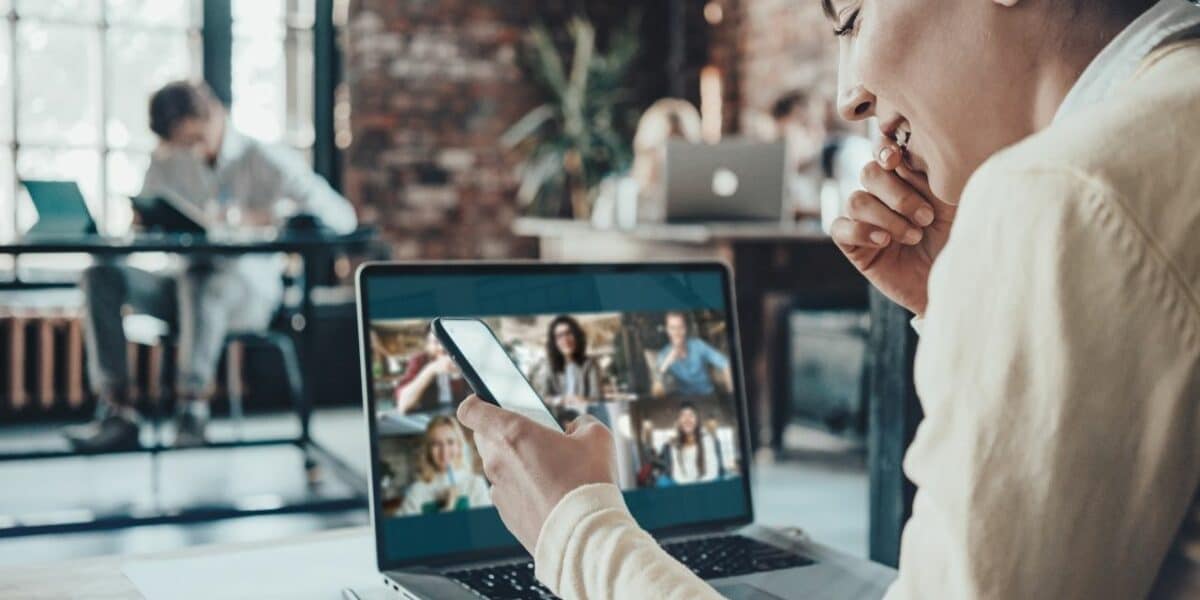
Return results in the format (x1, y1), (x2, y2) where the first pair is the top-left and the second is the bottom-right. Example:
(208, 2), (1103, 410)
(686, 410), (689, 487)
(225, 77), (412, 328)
(838, 84), (875, 122)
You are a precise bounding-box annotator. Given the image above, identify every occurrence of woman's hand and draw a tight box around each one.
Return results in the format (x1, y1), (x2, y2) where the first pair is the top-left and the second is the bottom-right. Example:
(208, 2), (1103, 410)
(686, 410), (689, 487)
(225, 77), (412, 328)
(831, 141), (957, 317)
(457, 395), (618, 553)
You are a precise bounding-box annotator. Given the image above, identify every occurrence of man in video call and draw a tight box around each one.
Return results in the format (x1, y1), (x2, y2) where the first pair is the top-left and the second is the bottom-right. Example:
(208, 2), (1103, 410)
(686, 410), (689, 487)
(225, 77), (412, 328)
(395, 325), (470, 414)
(655, 312), (732, 396)
(65, 80), (358, 452)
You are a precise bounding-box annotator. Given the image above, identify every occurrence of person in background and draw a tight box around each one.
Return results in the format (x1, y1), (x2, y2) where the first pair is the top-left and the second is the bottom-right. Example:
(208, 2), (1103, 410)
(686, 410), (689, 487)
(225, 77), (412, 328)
(630, 99), (703, 222)
(395, 325), (470, 415)
(66, 80), (357, 452)
(533, 315), (601, 411)
(400, 415), (491, 516)
(659, 402), (720, 485)
(771, 89), (873, 221)
(655, 312), (732, 397)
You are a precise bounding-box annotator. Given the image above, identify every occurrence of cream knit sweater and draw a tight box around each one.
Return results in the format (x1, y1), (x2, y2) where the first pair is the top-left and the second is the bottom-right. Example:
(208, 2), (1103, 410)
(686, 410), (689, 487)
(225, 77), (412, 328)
(532, 41), (1200, 600)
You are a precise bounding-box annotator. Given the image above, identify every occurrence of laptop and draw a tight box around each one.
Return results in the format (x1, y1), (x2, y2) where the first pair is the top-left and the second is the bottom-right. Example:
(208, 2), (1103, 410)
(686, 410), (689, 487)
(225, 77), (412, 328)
(664, 139), (787, 224)
(130, 190), (209, 236)
(21, 180), (99, 237)
(355, 262), (895, 599)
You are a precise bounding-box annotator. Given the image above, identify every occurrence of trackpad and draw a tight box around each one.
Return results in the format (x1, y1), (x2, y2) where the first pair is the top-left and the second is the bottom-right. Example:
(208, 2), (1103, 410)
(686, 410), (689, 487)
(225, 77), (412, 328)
(713, 582), (786, 600)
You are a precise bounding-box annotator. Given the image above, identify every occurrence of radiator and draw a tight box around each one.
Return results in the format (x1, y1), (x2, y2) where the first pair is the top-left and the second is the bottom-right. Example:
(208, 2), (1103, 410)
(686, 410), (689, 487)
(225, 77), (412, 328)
(0, 310), (89, 412)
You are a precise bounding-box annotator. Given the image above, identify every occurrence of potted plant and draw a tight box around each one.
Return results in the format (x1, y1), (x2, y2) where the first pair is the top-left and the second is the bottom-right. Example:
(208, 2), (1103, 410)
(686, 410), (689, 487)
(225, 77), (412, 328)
(502, 16), (639, 220)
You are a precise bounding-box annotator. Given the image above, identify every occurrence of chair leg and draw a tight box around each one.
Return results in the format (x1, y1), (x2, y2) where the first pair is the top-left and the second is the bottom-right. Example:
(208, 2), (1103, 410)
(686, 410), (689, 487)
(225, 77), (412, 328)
(268, 334), (317, 483)
(226, 340), (245, 440)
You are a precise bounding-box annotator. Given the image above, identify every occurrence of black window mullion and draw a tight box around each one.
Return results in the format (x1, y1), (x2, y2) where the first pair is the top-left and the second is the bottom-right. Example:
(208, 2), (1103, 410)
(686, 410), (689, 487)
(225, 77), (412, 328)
(202, 0), (232, 106)
(313, 0), (338, 190)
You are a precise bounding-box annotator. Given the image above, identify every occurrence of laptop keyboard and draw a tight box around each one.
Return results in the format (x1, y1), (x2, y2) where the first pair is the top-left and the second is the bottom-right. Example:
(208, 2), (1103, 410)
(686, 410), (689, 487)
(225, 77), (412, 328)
(663, 534), (814, 580)
(446, 535), (813, 599)
(446, 561), (555, 599)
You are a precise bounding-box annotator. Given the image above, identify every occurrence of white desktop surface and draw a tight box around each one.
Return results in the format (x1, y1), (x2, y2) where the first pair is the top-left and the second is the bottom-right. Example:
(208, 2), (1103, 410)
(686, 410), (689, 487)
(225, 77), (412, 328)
(0, 526), (387, 599)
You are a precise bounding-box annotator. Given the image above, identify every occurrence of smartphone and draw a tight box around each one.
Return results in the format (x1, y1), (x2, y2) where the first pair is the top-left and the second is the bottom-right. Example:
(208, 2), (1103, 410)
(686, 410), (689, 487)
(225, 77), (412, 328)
(432, 317), (563, 432)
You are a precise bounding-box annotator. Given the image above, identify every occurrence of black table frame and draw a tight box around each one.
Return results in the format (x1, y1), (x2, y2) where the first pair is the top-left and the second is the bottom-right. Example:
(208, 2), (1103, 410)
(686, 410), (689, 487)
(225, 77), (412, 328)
(0, 231), (375, 537)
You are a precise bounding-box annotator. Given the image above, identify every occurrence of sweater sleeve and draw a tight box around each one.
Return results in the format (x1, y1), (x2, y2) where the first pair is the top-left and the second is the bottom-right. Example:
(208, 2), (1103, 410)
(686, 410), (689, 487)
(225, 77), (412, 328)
(534, 483), (723, 600)
(887, 164), (1200, 599)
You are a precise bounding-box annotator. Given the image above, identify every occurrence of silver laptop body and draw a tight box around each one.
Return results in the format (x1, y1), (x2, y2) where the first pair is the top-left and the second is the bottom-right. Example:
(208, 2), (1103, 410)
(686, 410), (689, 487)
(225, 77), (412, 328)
(664, 139), (788, 224)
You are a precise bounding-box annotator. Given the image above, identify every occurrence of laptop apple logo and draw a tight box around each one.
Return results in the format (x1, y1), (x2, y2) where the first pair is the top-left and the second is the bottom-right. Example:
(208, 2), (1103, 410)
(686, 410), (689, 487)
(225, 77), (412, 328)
(712, 168), (739, 197)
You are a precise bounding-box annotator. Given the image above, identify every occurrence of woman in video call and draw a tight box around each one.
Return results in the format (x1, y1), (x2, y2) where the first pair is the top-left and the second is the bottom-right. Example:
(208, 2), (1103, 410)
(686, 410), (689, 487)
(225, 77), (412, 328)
(660, 402), (720, 485)
(400, 416), (490, 516)
(655, 312), (732, 396)
(394, 325), (470, 414)
(534, 316), (602, 409)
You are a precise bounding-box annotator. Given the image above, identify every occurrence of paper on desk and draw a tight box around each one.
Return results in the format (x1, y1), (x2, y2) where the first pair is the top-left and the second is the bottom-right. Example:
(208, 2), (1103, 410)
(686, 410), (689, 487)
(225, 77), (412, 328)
(122, 534), (379, 600)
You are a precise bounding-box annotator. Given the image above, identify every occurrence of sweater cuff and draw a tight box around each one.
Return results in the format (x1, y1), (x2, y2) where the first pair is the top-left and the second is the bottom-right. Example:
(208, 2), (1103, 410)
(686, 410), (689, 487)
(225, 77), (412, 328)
(534, 483), (627, 593)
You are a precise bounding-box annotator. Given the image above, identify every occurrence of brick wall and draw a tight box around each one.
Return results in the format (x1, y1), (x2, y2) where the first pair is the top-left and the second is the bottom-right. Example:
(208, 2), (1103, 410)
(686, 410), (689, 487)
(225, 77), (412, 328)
(707, 0), (839, 134)
(341, 1), (541, 260)
(341, 1), (702, 260)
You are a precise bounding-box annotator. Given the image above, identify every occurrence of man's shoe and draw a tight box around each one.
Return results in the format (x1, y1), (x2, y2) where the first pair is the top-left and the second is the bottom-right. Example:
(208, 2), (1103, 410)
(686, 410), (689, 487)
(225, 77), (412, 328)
(63, 414), (141, 453)
(174, 411), (209, 448)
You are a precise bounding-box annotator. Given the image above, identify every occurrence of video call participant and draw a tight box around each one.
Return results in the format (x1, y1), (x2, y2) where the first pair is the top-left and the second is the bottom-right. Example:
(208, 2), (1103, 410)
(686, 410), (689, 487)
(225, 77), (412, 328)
(655, 312), (732, 396)
(66, 80), (357, 452)
(659, 402), (721, 485)
(400, 416), (491, 516)
(533, 315), (601, 409)
(395, 325), (470, 414)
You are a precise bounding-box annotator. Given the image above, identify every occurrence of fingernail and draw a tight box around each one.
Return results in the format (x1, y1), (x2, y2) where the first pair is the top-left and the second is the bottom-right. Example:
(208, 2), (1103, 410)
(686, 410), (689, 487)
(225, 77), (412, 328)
(877, 147), (893, 165)
(904, 228), (923, 244)
(915, 207), (934, 226)
(870, 231), (890, 246)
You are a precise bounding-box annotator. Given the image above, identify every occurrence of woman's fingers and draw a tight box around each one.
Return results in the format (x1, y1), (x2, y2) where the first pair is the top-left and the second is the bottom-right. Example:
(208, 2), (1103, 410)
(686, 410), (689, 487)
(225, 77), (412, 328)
(875, 139), (904, 171)
(831, 215), (890, 250)
(861, 161), (935, 228)
(845, 190), (923, 245)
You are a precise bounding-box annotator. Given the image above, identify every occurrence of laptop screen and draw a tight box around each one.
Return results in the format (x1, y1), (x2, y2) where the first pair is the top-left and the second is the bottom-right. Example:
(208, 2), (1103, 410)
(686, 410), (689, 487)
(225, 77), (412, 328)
(358, 263), (753, 568)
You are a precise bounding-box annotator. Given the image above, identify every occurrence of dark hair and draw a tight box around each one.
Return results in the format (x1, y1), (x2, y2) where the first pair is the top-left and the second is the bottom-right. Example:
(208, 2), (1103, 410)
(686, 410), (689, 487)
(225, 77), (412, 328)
(546, 315), (588, 374)
(674, 401), (706, 474)
(148, 80), (216, 140)
(771, 90), (812, 121)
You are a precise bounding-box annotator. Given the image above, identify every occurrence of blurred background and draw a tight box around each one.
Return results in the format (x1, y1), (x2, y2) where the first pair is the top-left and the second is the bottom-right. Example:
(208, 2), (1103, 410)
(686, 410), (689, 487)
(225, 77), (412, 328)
(0, 0), (900, 571)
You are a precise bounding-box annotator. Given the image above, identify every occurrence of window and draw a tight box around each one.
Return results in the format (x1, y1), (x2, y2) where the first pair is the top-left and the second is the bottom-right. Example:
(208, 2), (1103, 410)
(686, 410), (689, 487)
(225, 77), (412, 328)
(233, 0), (315, 160)
(1, 0), (326, 242)
(1, 0), (201, 240)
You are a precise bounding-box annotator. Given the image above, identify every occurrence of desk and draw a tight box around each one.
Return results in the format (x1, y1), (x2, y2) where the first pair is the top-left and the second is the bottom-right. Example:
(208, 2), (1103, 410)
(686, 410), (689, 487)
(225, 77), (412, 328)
(0, 230), (377, 537)
(0, 526), (378, 599)
(513, 218), (868, 450)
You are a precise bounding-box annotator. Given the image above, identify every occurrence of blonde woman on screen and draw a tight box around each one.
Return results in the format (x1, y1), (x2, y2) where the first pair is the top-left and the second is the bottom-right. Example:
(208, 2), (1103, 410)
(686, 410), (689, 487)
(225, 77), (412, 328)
(400, 416), (491, 516)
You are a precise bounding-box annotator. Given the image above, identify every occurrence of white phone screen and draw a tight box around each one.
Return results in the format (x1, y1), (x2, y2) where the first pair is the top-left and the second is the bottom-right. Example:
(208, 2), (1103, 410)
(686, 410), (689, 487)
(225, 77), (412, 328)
(440, 319), (562, 431)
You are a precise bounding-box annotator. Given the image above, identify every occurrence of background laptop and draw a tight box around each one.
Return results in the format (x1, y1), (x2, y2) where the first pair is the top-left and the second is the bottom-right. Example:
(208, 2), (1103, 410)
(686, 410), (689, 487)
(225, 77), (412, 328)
(356, 262), (894, 599)
(20, 180), (99, 237)
(664, 139), (787, 224)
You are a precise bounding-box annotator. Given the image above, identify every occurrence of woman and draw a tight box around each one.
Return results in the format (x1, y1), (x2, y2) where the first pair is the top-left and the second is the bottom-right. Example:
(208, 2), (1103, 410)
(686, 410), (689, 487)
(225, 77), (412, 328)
(400, 416), (491, 516)
(533, 315), (601, 409)
(659, 402), (720, 485)
(461, 1), (1200, 598)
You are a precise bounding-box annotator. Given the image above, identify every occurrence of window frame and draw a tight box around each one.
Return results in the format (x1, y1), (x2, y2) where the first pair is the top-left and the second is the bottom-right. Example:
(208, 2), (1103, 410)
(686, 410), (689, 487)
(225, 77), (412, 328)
(1, 0), (340, 241)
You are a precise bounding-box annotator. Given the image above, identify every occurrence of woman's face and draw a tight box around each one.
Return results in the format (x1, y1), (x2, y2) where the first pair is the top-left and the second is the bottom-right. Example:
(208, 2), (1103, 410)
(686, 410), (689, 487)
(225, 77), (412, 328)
(829, 0), (1042, 202)
(553, 323), (577, 357)
(678, 408), (698, 434)
(427, 424), (461, 472)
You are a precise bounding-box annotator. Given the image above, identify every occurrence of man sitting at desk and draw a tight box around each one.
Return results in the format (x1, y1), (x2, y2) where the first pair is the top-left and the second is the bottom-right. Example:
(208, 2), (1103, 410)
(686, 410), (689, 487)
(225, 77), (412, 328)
(65, 80), (357, 452)
(654, 312), (732, 397)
